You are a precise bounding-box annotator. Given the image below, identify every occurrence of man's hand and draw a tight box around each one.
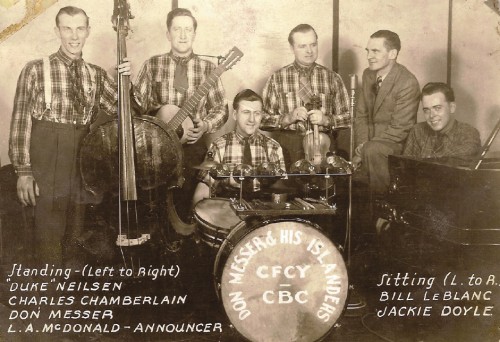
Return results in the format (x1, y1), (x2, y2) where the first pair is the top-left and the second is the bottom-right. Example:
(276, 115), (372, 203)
(352, 143), (364, 171)
(291, 106), (309, 123)
(117, 58), (132, 76)
(17, 175), (39, 206)
(308, 109), (327, 126)
(187, 118), (208, 144)
(281, 106), (308, 128)
(352, 155), (362, 171)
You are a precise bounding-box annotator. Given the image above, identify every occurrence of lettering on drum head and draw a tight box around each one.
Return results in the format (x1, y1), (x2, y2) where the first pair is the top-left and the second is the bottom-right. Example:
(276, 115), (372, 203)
(218, 221), (348, 342)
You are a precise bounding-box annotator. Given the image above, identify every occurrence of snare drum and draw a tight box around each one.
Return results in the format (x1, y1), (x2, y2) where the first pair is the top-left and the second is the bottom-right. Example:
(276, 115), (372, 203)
(193, 198), (245, 249)
(214, 219), (348, 342)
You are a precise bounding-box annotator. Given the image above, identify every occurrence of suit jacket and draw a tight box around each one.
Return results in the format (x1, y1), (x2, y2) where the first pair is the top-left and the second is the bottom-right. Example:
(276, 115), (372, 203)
(354, 63), (420, 148)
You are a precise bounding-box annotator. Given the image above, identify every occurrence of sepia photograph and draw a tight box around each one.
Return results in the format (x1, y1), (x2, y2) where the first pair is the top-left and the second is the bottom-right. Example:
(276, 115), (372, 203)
(0, 0), (499, 341)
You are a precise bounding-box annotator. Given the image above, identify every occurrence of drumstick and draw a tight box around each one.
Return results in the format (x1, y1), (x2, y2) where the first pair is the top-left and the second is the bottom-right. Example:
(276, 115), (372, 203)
(291, 199), (305, 210)
(241, 198), (253, 210)
(295, 198), (315, 210)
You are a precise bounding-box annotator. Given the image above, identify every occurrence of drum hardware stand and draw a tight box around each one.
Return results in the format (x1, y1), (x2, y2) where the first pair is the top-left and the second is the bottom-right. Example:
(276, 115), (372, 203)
(237, 172), (246, 209)
(324, 170), (331, 201)
(345, 74), (366, 315)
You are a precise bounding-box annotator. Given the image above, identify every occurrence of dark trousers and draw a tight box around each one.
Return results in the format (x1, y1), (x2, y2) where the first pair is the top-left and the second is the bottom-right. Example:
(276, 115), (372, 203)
(174, 138), (207, 219)
(361, 140), (402, 194)
(29, 120), (89, 266)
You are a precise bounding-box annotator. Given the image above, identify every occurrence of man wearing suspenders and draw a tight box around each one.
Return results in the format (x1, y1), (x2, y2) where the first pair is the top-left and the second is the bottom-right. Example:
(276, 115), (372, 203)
(8, 6), (129, 266)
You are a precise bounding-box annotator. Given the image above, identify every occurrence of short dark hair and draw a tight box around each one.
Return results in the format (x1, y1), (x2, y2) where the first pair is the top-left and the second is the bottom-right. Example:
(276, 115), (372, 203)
(233, 89), (263, 110)
(166, 8), (197, 31)
(56, 6), (89, 27)
(421, 82), (455, 102)
(370, 30), (401, 53)
(288, 24), (318, 45)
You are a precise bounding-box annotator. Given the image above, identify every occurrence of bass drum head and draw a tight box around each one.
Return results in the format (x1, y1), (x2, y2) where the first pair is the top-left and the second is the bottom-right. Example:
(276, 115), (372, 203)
(214, 219), (348, 342)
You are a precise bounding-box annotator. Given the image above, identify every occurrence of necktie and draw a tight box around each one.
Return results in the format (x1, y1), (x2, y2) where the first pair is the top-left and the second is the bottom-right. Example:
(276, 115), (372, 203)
(70, 60), (87, 114)
(374, 75), (383, 95)
(243, 137), (252, 165)
(433, 133), (444, 155)
(173, 57), (189, 93)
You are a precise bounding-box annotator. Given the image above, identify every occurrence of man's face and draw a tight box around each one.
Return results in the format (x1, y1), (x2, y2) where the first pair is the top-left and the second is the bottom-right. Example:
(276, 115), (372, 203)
(233, 100), (263, 137)
(55, 13), (90, 59)
(167, 16), (196, 57)
(422, 92), (455, 132)
(290, 30), (318, 67)
(365, 37), (397, 74)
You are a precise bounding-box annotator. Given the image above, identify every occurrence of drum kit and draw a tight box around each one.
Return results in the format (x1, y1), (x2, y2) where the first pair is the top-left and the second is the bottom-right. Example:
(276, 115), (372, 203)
(191, 154), (354, 342)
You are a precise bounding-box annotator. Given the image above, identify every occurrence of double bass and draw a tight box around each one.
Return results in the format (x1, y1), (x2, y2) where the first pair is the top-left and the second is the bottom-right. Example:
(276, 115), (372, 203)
(79, 0), (183, 268)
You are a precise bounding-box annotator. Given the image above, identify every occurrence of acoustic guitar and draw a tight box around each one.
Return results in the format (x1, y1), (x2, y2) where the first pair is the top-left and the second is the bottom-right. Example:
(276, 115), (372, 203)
(156, 47), (243, 144)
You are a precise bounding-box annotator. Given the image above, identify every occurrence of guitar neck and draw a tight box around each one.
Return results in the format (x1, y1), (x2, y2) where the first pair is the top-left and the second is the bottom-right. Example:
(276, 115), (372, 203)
(167, 69), (222, 131)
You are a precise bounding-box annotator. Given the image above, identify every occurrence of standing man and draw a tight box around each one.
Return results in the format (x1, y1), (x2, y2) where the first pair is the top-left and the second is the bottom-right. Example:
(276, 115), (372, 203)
(261, 24), (351, 168)
(134, 8), (228, 220)
(403, 82), (481, 158)
(193, 89), (286, 204)
(8, 6), (129, 266)
(353, 30), (420, 195)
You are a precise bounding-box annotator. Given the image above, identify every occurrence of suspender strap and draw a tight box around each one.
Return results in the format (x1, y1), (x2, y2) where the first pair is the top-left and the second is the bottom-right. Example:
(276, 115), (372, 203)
(42, 57), (51, 111)
(87, 65), (101, 122)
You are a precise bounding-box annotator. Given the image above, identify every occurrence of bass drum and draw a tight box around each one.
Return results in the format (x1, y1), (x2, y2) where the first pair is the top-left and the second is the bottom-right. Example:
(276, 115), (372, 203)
(214, 219), (348, 342)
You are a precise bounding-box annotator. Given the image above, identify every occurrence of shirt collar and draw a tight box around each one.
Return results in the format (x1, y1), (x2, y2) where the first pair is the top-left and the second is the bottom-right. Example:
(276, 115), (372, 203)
(235, 131), (261, 143)
(169, 51), (194, 64)
(376, 61), (396, 81)
(56, 48), (84, 67)
(438, 118), (457, 137)
(293, 61), (317, 76)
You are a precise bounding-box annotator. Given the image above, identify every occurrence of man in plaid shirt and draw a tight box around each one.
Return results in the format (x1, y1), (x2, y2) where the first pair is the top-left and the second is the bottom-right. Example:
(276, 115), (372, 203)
(403, 82), (481, 158)
(193, 89), (285, 204)
(261, 24), (351, 168)
(8, 6), (129, 266)
(134, 8), (228, 221)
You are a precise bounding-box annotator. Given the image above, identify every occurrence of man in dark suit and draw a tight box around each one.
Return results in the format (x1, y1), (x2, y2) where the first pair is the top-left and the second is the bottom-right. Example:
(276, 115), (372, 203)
(353, 30), (420, 195)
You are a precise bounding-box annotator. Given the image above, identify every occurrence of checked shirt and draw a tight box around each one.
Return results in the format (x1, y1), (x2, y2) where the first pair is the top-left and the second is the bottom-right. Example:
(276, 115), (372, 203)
(261, 62), (351, 130)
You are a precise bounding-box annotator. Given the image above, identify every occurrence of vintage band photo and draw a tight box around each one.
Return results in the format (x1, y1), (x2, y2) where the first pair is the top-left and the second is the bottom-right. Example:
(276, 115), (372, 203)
(0, 0), (499, 341)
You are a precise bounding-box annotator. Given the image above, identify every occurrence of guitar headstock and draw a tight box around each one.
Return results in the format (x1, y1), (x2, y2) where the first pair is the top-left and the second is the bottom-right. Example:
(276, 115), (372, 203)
(218, 47), (244, 71)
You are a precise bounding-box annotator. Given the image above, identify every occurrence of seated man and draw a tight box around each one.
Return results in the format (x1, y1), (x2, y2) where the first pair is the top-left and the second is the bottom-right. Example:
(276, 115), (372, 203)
(353, 30), (420, 195)
(375, 82), (481, 233)
(193, 89), (286, 204)
(403, 82), (481, 158)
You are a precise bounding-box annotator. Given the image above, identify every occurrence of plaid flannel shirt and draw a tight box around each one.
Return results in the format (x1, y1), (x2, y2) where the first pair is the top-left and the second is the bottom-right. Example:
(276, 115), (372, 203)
(198, 131), (286, 182)
(134, 52), (228, 133)
(8, 49), (118, 176)
(403, 120), (481, 158)
(261, 62), (351, 130)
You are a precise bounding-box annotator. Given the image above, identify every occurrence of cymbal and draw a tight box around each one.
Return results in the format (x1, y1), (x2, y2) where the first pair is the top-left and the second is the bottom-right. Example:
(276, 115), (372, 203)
(258, 126), (281, 132)
(192, 165), (213, 171)
(332, 125), (350, 131)
(192, 159), (218, 171)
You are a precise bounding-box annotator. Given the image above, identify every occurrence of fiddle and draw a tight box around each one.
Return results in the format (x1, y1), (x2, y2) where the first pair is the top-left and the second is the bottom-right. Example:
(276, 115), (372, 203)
(303, 95), (331, 166)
